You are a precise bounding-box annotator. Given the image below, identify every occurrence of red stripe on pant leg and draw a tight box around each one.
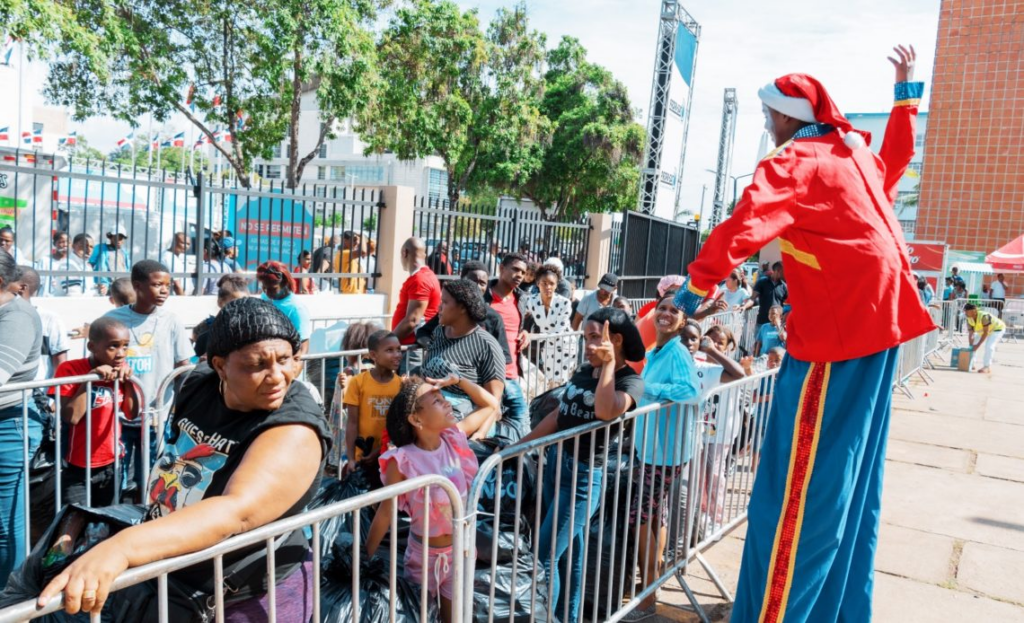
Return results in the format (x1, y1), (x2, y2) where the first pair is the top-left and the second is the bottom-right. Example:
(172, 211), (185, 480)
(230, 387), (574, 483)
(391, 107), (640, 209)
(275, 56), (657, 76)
(761, 362), (827, 623)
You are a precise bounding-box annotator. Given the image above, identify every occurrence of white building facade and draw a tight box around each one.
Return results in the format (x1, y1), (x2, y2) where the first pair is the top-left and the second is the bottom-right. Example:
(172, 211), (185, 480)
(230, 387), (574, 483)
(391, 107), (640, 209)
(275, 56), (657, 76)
(847, 111), (928, 240)
(252, 92), (449, 200)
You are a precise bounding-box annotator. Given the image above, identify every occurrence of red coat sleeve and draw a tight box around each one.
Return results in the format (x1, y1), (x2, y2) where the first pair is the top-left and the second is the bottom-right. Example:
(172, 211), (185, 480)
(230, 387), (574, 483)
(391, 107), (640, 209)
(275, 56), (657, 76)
(878, 81), (925, 205)
(686, 143), (811, 293)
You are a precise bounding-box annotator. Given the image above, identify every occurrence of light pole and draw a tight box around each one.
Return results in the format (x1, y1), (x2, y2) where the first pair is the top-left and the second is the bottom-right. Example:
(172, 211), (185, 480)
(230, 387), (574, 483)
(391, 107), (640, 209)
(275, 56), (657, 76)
(706, 169), (755, 214)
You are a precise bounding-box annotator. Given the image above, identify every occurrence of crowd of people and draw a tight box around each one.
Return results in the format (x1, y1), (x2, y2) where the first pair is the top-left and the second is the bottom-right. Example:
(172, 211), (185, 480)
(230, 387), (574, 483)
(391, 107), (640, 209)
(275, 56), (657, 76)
(0, 229), (794, 620)
(0, 219), (1017, 621)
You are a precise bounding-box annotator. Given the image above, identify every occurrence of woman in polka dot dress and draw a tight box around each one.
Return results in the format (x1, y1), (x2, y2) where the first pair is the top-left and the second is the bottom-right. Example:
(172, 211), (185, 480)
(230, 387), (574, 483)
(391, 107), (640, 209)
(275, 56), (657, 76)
(520, 264), (578, 388)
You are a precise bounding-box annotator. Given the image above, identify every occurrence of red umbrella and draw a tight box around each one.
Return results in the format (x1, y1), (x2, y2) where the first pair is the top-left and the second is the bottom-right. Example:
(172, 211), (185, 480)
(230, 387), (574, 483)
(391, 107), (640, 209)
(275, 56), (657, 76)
(986, 234), (1024, 273)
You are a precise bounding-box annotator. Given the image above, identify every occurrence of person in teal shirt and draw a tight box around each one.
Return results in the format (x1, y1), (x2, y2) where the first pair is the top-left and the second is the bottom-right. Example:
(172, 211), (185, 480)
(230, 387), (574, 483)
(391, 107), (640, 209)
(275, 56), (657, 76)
(257, 261), (312, 356)
(628, 294), (700, 620)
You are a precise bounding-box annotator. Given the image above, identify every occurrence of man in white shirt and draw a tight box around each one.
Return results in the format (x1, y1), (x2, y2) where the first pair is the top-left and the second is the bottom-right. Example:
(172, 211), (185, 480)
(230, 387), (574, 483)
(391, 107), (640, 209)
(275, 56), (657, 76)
(49, 233), (96, 297)
(160, 232), (193, 295)
(989, 273), (1007, 315)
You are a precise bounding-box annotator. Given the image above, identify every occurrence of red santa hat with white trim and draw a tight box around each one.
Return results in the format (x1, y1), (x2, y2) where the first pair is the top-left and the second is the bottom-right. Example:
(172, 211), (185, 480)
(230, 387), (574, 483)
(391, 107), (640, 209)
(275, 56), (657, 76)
(757, 73), (871, 150)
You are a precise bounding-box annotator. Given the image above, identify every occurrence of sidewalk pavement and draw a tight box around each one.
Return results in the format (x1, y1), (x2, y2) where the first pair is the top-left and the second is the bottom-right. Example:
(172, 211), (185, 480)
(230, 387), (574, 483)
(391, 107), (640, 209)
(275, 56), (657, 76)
(651, 339), (1024, 622)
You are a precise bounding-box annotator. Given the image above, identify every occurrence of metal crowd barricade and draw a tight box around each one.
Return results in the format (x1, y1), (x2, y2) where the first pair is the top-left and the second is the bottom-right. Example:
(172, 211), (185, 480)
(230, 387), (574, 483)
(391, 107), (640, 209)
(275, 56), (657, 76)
(699, 310), (746, 360)
(0, 474), (465, 623)
(673, 370), (778, 619)
(738, 306), (760, 356)
(0, 374), (144, 557)
(518, 331), (584, 404)
(463, 368), (779, 623)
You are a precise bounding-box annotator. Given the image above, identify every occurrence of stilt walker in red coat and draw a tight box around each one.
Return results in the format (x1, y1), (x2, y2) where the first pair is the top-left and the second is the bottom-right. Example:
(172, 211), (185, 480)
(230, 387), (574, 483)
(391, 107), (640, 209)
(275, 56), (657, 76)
(675, 46), (936, 622)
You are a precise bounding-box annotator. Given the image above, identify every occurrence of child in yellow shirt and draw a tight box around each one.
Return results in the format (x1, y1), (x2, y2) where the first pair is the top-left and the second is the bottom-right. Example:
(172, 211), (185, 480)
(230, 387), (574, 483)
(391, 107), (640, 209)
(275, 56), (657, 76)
(342, 330), (403, 485)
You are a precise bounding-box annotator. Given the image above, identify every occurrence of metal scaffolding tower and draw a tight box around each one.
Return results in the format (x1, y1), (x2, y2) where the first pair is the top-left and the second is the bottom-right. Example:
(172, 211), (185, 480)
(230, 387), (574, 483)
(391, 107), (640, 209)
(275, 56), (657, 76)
(636, 0), (700, 217)
(710, 88), (738, 229)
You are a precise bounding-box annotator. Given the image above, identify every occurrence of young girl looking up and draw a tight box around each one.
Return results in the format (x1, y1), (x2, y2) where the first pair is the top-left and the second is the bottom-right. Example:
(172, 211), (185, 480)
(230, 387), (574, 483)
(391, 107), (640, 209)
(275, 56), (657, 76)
(366, 378), (478, 622)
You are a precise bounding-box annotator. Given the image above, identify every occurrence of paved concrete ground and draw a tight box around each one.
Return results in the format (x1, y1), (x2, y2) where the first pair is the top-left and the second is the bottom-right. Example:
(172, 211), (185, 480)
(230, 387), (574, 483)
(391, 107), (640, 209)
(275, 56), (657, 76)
(649, 339), (1024, 622)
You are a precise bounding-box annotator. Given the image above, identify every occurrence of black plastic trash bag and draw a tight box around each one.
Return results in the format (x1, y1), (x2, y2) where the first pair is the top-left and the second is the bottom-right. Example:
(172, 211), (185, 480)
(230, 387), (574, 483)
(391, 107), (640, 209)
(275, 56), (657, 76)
(468, 439), (538, 529)
(529, 386), (563, 430)
(29, 432), (59, 545)
(473, 545), (549, 623)
(309, 471), (375, 561)
(475, 521), (532, 566)
(0, 504), (147, 608)
(320, 543), (440, 623)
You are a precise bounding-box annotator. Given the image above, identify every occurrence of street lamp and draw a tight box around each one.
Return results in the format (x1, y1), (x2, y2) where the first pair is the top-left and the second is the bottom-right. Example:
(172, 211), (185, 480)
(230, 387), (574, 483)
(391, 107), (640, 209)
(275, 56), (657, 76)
(705, 169), (755, 211)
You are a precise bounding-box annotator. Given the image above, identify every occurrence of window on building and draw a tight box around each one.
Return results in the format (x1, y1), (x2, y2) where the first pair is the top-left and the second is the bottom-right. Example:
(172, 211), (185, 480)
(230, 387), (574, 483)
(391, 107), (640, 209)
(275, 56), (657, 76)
(319, 143), (328, 158)
(317, 166), (326, 180)
(270, 143), (282, 158)
(907, 162), (923, 176)
(347, 164), (385, 184)
(427, 168), (449, 201)
(330, 165), (346, 181)
(260, 164), (282, 179)
(915, 132), (925, 149)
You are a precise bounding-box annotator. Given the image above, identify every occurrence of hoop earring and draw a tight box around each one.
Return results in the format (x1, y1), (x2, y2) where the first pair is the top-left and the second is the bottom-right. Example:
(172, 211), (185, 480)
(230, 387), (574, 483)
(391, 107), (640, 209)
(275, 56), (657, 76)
(219, 379), (225, 397)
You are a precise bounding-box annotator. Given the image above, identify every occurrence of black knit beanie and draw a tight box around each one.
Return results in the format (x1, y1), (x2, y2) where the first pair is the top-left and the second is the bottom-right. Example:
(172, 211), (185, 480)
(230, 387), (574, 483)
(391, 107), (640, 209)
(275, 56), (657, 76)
(206, 297), (301, 359)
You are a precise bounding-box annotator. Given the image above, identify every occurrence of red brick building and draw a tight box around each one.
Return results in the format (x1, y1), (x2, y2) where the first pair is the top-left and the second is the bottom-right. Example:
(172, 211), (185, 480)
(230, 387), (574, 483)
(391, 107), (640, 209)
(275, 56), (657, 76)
(916, 0), (1024, 295)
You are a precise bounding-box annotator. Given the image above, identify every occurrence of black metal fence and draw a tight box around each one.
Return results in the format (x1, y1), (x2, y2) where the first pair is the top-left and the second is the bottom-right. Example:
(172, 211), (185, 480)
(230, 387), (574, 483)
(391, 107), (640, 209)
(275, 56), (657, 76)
(0, 148), (383, 295)
(413, 196), (591, 286)
(614, 210), (700, 299)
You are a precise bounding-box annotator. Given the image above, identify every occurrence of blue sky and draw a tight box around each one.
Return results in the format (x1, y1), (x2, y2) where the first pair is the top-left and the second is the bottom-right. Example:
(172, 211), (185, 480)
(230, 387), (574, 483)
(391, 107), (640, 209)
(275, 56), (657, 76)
(51, 0), (940, 219)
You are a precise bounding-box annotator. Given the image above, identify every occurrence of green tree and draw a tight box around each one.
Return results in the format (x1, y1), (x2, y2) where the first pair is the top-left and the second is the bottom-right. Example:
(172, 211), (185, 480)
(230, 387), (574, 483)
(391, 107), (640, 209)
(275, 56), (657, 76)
(514, 37), (644, 220)
(361, 0), (547, 206)
(28, 0), (382, 188)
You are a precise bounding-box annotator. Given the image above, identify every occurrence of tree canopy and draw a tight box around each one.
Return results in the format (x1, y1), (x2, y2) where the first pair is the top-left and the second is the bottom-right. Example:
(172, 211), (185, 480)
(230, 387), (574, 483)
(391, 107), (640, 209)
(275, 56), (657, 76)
(20, 0), (382, 187)
(514, 37), (645, 220)
(360, 0), (547, 206)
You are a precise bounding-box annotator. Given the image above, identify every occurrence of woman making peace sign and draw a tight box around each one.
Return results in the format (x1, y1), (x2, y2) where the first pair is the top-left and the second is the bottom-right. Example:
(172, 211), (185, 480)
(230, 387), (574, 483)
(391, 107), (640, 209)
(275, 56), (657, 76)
(519, 307), (646, 623)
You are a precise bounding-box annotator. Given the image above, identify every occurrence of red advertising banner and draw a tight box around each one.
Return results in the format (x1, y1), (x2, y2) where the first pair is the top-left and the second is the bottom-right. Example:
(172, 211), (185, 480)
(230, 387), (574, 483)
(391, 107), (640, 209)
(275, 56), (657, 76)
(906, 242), (946, 272)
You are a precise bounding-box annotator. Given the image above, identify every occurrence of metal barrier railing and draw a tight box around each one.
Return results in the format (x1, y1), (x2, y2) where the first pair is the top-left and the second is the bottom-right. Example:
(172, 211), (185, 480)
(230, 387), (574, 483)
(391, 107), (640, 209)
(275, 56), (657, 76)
(0, 474), (465, 623)
(5, 296), (972, 621)
(463, 369), (779, 623)
(738, 306), (760, 356)
(0, 374), (147, 558)
(699, 310), (746, 360)
(519, 331), (584, 404)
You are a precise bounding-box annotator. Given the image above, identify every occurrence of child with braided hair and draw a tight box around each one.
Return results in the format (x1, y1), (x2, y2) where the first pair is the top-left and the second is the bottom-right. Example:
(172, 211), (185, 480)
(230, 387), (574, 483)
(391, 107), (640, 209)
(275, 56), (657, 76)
(365, 377), (478, 622)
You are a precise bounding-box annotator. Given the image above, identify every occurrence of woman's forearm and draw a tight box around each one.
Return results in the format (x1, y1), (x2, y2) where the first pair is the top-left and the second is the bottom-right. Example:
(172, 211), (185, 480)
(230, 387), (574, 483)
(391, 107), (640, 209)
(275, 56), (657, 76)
(519, 410), (558, 445)
(107, 496), (258, 568)
(594, 363), (627, 421)
(456, 378), (502, 411)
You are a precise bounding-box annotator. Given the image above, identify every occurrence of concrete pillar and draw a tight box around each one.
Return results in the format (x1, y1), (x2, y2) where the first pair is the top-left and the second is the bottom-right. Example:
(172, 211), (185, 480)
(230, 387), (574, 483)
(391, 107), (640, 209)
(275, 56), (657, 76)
(376, 185), (416, 314)
(584, 213), (615, 290)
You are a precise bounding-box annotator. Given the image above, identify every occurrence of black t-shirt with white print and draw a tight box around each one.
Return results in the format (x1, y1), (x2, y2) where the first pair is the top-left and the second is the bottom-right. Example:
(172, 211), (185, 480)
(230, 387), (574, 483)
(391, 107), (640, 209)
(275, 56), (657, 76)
(147, 364), (332, 596)
(557, 364), (645, 465)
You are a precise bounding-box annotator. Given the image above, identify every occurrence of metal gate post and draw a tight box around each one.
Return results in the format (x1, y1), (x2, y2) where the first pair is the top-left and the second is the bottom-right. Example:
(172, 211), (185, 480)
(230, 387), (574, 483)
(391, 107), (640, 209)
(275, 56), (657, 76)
(193, 172), (205, 296)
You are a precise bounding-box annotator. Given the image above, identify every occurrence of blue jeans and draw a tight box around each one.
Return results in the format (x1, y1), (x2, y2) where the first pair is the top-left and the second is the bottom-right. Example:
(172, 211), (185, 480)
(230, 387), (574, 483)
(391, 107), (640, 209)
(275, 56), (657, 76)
(0, 404), (44, 588)
(537, 446), (604, 623)
(500, 379), (529, 437)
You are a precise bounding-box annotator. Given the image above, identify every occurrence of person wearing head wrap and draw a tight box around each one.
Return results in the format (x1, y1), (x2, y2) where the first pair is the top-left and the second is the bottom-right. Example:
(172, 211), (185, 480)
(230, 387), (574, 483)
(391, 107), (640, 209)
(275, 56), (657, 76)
(258, 260), (311, 356)
(520, 307), (645, 623)
(38, 298), (332, 619)
(674, 47), (935, 622)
